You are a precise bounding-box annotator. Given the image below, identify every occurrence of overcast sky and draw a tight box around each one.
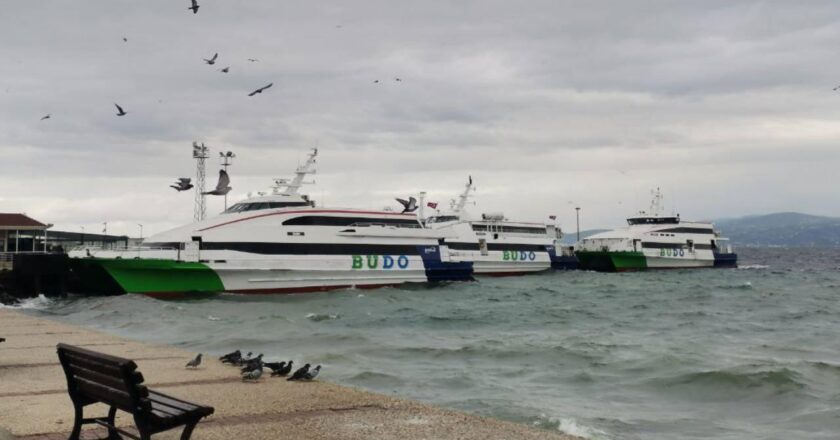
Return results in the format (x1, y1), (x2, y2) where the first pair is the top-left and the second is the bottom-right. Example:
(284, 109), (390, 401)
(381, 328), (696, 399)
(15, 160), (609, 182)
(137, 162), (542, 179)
(2, 1), (839, 237)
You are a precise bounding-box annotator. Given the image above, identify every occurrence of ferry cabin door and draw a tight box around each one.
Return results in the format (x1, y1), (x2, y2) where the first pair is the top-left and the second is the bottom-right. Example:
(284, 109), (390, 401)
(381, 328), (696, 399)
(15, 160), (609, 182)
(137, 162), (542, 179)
(183, 237), (201, 262)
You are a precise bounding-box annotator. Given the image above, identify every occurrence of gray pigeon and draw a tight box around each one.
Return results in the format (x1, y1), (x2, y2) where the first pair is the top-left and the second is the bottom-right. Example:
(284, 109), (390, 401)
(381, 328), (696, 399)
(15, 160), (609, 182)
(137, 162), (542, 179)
(188, 0), (199, 14)
(204, 53), (218, 65)
(114, 103), (127, 116)
(395, 196), (417, 213)
(303, 365), (321, 381)
(170, 177), (193, 192)
(241, 366), (262, 381)
(287, 363), (310, 381)
(185, 353), (202, 368)
(202, 169), (231, 195)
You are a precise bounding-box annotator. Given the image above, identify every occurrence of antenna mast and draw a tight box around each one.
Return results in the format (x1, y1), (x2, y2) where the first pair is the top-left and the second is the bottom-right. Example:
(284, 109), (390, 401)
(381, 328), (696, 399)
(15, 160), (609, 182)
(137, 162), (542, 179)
(273, 148), (318, 196)
(452, 175), (476, 217)
(193, 142), (210, 221)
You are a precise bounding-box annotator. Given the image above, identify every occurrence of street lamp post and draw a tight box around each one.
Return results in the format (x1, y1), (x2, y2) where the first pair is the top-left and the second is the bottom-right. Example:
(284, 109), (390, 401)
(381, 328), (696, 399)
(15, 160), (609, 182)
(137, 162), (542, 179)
(575, 207), (581, 242)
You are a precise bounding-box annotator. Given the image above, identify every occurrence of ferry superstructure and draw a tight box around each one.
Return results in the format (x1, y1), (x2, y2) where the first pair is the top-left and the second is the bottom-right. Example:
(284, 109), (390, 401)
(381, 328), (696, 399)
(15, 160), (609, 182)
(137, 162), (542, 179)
(423, 177), (559, 275)
(68, 149), (472, 296)
(574, 189), (737, 271)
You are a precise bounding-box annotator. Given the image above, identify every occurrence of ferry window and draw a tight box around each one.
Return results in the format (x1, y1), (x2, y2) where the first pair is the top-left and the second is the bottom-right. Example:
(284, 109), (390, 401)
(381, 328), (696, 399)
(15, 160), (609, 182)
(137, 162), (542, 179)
(283, 216), (420, 228)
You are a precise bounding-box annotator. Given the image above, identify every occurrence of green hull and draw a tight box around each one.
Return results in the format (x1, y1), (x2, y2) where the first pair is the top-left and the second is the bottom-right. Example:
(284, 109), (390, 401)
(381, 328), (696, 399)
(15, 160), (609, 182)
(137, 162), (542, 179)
(575, 251), (647, 272)
(72, 258), (224, 296)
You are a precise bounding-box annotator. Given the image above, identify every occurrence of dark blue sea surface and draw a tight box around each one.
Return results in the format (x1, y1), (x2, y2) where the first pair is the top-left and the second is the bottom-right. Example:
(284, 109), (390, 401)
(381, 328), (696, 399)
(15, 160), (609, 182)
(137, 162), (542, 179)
(10, 247), (840, 439)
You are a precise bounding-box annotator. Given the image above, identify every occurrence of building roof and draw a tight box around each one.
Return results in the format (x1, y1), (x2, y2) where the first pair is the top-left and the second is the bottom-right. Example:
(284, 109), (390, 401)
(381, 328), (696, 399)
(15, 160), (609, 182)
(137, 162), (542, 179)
(0, 213), (48, 230)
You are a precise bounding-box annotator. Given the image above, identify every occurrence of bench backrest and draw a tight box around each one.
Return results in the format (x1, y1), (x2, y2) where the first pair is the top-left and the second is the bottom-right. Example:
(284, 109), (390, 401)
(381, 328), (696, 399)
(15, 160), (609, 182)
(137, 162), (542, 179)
(57, 343), (151, 413)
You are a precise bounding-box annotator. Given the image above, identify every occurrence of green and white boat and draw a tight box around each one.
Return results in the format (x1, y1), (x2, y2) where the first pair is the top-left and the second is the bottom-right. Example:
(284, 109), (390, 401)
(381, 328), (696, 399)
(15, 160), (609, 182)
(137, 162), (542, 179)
(574, 189), (737, 272)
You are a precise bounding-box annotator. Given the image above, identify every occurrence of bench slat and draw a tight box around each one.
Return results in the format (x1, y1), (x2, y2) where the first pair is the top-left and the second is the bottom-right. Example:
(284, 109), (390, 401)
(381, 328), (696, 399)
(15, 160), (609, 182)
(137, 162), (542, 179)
(67, 364), (137, 394)
(61, 350), (126, 377)
(148, 391), (203, 412)
(74, 377), (138, 412)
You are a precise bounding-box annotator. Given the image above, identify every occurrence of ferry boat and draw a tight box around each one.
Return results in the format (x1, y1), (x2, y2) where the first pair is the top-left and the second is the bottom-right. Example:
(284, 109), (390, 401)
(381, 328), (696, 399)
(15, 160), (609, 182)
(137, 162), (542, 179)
(422, 177), (560, 276)
(68, 149), (472, 297)
(574, 189), (737, 272)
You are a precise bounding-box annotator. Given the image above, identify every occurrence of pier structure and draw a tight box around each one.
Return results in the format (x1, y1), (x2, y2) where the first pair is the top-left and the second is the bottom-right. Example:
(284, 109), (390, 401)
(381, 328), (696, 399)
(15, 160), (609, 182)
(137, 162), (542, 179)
(0, 309), (578, 440)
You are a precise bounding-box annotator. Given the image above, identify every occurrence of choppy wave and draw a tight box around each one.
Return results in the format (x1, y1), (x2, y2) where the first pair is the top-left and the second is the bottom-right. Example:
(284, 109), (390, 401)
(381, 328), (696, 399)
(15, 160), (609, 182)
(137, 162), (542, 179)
(651, 368), (805, 394)
(534, 414), (611, 440)
(738, 264), (769, 270)
(306, 312), (340, 321)
(0, 294), (53, 310)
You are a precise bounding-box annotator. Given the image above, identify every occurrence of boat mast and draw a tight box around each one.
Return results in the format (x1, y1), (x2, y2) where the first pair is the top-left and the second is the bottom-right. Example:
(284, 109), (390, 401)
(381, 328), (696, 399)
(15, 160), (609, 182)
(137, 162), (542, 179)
(273, 148), (318, 196)
(451, 175), (475, 219)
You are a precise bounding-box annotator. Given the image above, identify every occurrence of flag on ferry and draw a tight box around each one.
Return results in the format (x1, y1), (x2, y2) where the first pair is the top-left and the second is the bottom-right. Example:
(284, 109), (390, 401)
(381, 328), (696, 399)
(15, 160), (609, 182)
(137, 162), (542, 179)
(427, 202), (438, 209)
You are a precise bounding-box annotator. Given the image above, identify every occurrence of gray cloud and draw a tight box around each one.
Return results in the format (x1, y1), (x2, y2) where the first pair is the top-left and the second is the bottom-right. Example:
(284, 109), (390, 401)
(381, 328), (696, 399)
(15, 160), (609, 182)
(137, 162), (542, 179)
(1, 0), (839, 235)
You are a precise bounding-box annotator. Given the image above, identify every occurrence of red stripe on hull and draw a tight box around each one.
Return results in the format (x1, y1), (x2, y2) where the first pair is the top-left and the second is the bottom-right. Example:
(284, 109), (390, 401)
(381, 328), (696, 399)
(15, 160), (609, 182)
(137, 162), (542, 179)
(199, 209), (416, 231)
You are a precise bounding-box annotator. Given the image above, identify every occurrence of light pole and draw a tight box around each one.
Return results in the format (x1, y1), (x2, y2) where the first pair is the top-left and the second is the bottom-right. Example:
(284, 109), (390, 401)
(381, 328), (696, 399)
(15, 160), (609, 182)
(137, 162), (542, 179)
(80, 226), (85, 245)
(575, 206), (581, 242)
(138, 224), (143, 240)
(219, 150), (236, 210)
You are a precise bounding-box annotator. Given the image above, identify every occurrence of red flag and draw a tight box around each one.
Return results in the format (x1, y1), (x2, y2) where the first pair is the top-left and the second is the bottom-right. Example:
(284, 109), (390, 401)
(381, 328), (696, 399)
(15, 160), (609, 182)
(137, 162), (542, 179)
(427, 202), (438, 209)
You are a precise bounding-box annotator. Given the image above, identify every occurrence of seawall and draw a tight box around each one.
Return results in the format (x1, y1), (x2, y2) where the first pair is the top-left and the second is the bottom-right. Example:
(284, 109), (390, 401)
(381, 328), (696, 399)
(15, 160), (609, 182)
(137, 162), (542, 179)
(0, 309), (579, 440)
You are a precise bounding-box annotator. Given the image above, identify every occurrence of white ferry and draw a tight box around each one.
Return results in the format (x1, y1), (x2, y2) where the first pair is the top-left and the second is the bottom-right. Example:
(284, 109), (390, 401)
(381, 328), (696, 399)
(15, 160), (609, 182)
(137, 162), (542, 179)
(68, 149), (472, 297)
(574, 189), (737, 271)
(423, 177), (560, 276)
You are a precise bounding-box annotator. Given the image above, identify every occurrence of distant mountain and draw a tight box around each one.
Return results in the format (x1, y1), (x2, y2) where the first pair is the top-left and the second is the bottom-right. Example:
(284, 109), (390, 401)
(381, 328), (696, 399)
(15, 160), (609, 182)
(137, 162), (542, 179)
(714, 212), (840, 248)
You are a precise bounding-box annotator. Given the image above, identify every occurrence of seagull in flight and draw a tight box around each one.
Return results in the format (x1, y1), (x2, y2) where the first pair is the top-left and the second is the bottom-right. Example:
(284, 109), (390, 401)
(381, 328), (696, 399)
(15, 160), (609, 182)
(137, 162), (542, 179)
(373, 80), (380, 84)
(247, 82), (273, 96)
(188, 0), (199, 14)
(204, 53), (218, 65)
(220, 66), (230, 73)
(394, 77), (402, 82)
(202, 169), (232, 195)
(122, 37), (128, 42)
(114, 103), (127, 116)
(40, 114), (51, 121)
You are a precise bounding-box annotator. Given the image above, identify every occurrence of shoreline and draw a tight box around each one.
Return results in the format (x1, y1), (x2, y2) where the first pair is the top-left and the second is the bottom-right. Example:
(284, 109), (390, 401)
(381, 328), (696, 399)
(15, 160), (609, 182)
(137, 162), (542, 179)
(0, 309), (579, 440)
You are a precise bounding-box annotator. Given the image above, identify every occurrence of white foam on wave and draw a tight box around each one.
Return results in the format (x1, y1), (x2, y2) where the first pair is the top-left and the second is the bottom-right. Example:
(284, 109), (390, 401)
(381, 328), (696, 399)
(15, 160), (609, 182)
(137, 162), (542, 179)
(738, 264), (769, 270)
(306, 312), (340, 321)
(0, 294), (53, 310)
(538, 414), (610, 440)
(206, 315), (222, 321)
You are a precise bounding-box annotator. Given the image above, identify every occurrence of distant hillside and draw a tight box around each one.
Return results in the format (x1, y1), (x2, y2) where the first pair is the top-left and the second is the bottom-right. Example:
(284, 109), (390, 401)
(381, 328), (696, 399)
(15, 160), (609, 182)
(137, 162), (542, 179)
(714, 212), (840, 248)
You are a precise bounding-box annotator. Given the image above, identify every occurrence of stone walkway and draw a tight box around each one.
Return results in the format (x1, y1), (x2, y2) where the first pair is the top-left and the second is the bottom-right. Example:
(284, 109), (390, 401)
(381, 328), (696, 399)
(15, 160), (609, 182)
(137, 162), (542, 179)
(0, 309), (578, 440)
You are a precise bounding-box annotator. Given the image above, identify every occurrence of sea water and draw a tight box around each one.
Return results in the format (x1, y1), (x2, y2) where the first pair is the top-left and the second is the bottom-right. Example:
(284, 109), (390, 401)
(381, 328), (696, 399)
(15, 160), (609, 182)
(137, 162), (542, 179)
(8, 247), (840, 439)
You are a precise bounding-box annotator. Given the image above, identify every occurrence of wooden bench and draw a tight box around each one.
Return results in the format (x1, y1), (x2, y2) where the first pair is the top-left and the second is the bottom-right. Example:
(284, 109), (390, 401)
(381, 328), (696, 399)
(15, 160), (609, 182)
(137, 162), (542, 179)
(56, 343), (214, 440)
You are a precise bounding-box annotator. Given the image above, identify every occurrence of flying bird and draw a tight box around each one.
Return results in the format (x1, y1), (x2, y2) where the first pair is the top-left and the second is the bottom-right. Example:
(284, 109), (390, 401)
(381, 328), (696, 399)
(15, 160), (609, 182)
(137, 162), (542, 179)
(114, 103), (127, 116)
(247, 58), (259, 62)
(395, 77), (402, 82)
(373, 80), (380, 84)
(123, 37), (128, 42)
(204, 53), (218, 65)
(170, 177), (193, 191)
(271, 360), (293, 377)
(40, 114), (51, 121)
(247, 83), (273, 96)
(220, 66), (230, 73)
(303, 365), (321, 381)
(202, 169), (231, 195)
(287, 363), (310, 381)
(185, 353), (202, 369)
(188, 0), (199, 14)
(395, 196), (418, 214)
